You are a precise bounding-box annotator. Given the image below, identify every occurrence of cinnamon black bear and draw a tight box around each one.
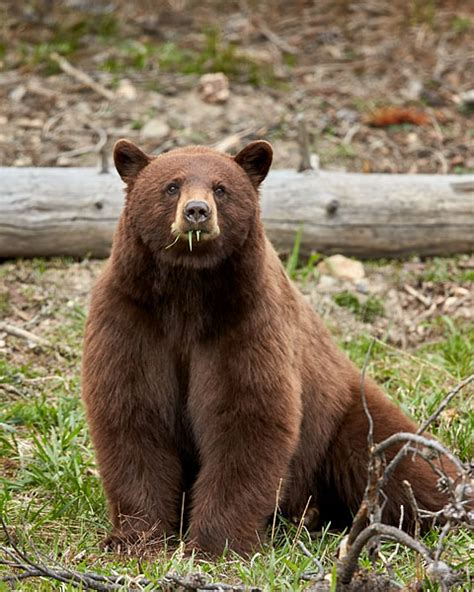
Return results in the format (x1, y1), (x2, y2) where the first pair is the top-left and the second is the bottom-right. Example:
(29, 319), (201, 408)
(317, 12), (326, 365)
(82, 139), (458, 555)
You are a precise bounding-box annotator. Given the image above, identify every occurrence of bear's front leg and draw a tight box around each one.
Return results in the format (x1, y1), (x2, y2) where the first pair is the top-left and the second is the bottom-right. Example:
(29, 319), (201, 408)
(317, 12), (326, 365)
(92, 417), (183, 551)
(82, 295), (183, 551)
(188, 342), (302, 556)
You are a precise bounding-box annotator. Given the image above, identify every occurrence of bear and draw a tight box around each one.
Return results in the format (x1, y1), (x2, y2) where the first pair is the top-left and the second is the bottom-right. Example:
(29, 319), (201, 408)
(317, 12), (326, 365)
(82, 139), (461, 556)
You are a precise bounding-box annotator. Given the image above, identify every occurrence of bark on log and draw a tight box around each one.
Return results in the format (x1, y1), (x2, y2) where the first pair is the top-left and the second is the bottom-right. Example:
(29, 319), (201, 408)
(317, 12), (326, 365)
(0, 167), (473, 258)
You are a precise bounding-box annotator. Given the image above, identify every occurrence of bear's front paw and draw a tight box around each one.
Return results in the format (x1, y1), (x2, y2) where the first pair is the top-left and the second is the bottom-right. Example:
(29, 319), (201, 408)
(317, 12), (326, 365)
(102, 532), (135, 554)
(102, 530), (163, 556)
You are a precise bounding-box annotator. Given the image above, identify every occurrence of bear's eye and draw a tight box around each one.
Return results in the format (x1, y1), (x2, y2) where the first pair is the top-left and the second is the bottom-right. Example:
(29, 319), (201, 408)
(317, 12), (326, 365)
(166, 183), (180, 196)
(214, 186), (226, 198)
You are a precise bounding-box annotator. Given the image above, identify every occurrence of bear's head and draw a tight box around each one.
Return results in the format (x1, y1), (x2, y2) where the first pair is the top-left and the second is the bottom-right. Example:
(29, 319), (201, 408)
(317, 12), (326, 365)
(114, 140), (273, 269)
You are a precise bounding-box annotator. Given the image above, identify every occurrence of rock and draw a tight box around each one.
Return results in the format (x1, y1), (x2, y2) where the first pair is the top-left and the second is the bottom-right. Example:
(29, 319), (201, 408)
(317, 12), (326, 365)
(355, 280), (369, 294)
(57, 156), (74, 166)
(13, 156), (33, 167)
(116, 78), (138, 101)
(318, 255), (365, 282)
(336, 108), (359, 124)
(16, 118), (44, 129)
(140, 118), (170, 140)
(9, 84), (27, 103)
(197, 72), (230, 104)
(459, 89), (474, 108)
(317, 274), (339, 291)
(401, 78), (422, 101)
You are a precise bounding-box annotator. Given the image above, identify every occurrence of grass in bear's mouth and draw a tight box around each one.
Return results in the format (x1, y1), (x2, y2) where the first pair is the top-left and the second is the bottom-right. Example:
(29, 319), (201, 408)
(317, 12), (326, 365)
(165, 230), (203, 252)
(0, 256), (472, 591)
(165, 234), (181, 250)
(188, 230), (202, 251)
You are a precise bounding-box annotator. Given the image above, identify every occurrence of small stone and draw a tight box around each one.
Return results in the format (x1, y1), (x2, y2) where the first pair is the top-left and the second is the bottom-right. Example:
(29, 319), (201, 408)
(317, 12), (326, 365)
(459, 89), (474, 107)
(140, 118), (170, 140)
(13, 156), (33, 166)
(336, 108), (359, 124)
(9, 84), (26, 102)
(426, 561), (451, 581)
(355, 280), (369, 294)
(57, 156), (73, 166)
(317, 274), (339, 290)
(116, 78), (137, 101)
(318, 255), (365, 282)
(442, 296), (459, 310)
(197, 72), (230, 104)
(401, 78), (422, 101)
(0, 115), (7, 125)
(16, 118), (44, 129)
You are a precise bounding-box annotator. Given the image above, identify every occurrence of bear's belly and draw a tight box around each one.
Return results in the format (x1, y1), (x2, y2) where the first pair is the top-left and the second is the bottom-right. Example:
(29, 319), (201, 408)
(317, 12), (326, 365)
(172, 354), (200, 493)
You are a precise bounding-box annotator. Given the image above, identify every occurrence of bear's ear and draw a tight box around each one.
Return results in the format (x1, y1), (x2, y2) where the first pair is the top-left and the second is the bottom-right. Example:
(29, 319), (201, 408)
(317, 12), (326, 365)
(234, 140), (273, 187)
(114, 139), (151, 182)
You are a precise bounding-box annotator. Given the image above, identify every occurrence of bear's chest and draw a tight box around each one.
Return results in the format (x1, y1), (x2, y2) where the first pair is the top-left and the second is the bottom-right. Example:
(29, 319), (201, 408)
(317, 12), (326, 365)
(154, 278), (247, 344)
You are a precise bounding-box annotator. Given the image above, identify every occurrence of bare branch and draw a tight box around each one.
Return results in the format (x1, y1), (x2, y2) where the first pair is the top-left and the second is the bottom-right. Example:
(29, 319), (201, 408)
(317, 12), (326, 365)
(297, 540), (324, 581)
(374, 432), (465, 475)
(384, 375), (473, 482)
(333, 375), (473, 589)
(50, 52), (115, 101)
(337, 523), (434, 585)
(418, 374), (473, 436)
(0, 517), (259, 591)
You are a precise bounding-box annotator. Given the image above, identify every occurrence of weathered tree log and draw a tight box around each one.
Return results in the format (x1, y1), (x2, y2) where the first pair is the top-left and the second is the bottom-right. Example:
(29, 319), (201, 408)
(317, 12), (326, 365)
(0, 167), (473, 258)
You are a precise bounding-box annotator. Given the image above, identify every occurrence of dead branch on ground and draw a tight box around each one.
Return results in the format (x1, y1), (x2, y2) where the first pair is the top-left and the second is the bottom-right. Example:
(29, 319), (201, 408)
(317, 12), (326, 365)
(50, 52), (115, 101)
(334, 373), (474, 590)
(0, 517), (258, 591)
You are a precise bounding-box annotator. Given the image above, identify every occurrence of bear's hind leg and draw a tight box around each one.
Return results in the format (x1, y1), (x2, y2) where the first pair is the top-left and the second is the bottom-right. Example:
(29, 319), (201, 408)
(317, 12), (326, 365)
(322, 379), (456, 530)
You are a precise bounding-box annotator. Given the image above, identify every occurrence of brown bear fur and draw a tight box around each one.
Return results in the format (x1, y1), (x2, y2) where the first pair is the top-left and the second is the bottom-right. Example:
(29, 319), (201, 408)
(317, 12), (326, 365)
(82, 140), (459, 556)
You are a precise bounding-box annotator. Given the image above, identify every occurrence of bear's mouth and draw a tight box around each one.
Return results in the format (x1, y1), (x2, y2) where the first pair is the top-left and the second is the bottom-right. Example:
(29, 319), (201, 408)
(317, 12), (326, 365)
(166, 223), (221, 252)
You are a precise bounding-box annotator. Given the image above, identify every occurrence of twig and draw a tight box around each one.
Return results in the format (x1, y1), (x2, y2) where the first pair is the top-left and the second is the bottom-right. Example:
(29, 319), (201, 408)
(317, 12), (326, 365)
(0, 321), (49, 346)
(360, 339), (375, 451)
(57, 124), (107, 160)
(297, 540), (324, 581)
(371, 336), (457, 380)
(255, 20), (298, 55)
(291, 496), (314, 554)
(0, 321), (74, 358)
(238, 0), (297, 55)
(345, 339), (378, 547)
(403, 283), (431, 307)
(337, 523), (433, 585)
(374, 432), (465, 475)
(270, 477), (283, 546)
(418, 375), (473, 435)
(50, 52), (115, 101)
(212, 126), (267, 153)
(383, 375), (473, 483)
(296, 114), (313, 172)
(0, 517), (259, 592)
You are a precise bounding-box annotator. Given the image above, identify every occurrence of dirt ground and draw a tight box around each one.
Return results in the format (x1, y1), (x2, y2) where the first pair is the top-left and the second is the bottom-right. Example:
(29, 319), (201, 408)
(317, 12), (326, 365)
(0, 0), (473, 173)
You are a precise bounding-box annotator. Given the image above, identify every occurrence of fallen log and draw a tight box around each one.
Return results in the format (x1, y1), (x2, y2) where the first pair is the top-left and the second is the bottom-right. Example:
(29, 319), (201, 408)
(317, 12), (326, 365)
(0, 167), (473, 258)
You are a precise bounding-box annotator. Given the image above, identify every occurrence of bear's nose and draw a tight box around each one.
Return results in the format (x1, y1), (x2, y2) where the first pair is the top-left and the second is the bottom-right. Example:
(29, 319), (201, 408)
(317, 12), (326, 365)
(184, 201), (211, 224)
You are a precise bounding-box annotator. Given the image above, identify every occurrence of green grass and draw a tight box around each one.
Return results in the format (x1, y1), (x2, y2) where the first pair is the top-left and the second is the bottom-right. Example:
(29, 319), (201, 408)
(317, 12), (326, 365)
(99, 29), (279, 87)
(3, 14), (278, 86)
(333, 290), (385, 323)
(0, 257), (473, 590)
